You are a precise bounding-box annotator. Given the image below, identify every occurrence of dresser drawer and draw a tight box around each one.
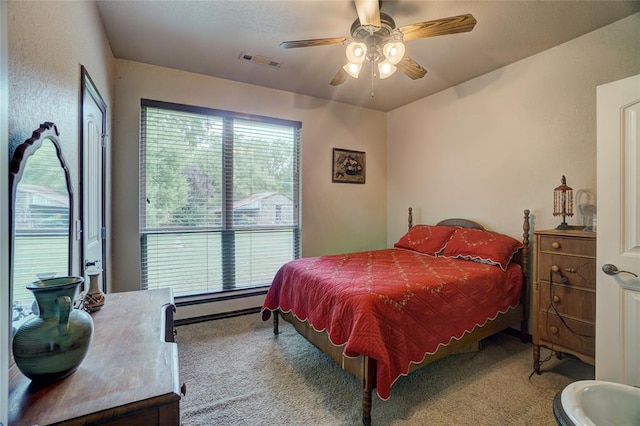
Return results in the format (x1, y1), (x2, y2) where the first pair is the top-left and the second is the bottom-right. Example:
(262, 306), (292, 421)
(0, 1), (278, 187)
(537, 312), (595, 358)
(538, 235), (596, 257)
(538, 283), (595, 322)
(537, 254), (596, 289)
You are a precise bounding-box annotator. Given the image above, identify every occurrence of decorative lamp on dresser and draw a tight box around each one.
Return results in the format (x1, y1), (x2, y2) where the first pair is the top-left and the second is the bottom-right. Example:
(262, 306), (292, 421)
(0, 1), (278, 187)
(9, 288), (184, 425)
(532, 228), (596, 374)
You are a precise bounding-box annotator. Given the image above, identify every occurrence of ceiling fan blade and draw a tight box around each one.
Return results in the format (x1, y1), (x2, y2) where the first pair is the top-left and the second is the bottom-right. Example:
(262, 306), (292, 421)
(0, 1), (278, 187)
(400, 14), (477, 42)
(396, 56), (427, 80)
(330, 68), (348, 86)
(280, 37), (346, 49)
(354, 0), (380, 28)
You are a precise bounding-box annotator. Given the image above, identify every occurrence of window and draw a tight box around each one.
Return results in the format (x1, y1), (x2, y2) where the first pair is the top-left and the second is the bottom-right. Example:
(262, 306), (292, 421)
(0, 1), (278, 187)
(139, 100), (301, 297)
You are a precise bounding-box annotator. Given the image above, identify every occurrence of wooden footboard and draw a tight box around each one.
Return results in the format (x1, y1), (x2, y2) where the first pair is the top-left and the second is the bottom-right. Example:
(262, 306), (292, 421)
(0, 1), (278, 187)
(272, 209), (530, 425)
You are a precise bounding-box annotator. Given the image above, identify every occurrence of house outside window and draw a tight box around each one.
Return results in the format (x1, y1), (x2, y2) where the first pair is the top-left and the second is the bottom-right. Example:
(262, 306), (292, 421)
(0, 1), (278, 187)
(139, 99), (301, 297)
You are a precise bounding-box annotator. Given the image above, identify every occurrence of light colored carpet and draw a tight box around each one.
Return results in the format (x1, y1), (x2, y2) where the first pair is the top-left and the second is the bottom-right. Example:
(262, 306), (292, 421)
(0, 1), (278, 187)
(177, 314), (594, 425)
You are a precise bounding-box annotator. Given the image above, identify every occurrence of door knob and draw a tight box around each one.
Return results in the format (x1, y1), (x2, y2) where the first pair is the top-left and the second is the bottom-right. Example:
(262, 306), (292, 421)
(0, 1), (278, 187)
(602, 263), (638, 277)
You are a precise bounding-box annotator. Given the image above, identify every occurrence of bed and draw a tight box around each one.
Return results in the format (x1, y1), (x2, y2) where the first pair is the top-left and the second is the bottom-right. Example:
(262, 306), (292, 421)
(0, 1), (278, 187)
(261, 209), (530, 425)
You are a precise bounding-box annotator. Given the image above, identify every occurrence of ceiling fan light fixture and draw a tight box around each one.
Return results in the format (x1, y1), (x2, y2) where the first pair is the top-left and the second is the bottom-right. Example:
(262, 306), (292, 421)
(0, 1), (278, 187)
(280, 2), (476, 88)
(382, 41), (405, 65)
(345, 42), (367, 64)
(343, 62), (362, 79)
(378, 61), (397, 79)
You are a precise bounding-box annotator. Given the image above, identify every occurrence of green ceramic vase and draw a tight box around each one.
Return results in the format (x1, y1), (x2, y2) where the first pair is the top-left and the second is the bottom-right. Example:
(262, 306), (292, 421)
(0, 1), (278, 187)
(12, 276), (94, 383)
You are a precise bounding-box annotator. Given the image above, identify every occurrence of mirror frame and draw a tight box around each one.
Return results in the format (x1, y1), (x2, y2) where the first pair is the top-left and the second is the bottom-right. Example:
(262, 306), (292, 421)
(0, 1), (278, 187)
(8, 122), (73, 366)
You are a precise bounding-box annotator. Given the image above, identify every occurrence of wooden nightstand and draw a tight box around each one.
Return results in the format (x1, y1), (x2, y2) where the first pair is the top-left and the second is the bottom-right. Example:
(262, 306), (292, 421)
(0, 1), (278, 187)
(533, 228), (596, 373)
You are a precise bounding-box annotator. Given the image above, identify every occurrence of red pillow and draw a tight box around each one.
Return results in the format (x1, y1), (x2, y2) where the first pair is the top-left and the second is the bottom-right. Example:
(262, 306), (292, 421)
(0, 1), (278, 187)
(442, 227), (523, 270)
(394, 225), (459, 256)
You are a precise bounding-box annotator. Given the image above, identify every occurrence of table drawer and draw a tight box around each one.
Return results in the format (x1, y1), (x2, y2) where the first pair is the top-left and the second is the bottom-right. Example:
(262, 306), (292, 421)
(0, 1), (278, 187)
(537, 254), (596, 289)
(538, 283), (595, 322)
(537, 312), (595, 358)
(538, 235), (596, 257)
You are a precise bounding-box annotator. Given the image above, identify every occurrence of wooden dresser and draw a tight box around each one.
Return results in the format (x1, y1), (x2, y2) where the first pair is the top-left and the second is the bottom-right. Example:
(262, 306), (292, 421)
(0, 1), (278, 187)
(9, 289), (183, 425)
(533, 228), (596, 373)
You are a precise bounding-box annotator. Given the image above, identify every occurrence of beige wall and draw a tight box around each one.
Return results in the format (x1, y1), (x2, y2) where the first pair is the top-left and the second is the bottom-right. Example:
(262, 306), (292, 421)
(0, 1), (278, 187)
(111, 60), (387, 293)
(386, 13), (640, 245)
(8, 0), (115, 278)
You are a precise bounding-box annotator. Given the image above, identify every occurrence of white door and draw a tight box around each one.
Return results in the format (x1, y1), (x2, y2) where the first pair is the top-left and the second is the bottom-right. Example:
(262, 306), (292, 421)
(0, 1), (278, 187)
(596, 73), (640, 385)
(81, 67), (107, 289)
(1, 2), (10, 424)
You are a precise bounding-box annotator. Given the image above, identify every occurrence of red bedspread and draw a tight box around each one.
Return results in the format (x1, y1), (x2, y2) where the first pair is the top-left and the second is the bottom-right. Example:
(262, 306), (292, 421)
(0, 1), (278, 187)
(261, 248), (523, 400)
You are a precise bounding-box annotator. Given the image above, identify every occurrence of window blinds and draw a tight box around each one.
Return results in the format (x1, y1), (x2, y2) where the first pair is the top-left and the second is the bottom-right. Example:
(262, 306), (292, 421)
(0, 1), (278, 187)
(140, 100), (301, 297)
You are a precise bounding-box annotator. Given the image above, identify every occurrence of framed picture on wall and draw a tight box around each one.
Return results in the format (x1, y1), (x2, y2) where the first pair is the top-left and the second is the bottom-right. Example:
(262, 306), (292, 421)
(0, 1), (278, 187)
(332, 148), (365, 184)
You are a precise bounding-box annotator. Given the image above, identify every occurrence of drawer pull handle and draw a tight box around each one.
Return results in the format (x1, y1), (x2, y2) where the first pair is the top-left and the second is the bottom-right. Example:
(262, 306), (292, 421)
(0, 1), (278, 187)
(550, 326), (559, 334)
(553, 295), (560, 303)
(551, 242), (561, 249)
(565, 268), (577, 273)
(550, 265), (568, 283)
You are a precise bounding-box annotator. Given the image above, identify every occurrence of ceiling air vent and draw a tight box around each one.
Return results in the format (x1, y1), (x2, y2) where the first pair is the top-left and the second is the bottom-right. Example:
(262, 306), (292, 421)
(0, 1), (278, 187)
(239, 52), (281, 69)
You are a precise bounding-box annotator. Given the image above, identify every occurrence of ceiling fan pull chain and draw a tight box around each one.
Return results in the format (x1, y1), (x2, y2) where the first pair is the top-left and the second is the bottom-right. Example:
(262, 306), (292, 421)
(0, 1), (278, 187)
(370, 60), (375, 98)
(370, 38), (376, 98)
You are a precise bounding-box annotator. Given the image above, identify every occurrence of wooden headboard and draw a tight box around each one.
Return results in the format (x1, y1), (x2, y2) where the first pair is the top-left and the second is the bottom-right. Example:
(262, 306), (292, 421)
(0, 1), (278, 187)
(405, 207), (531, 294)
(407, 207), (483, 230)
(436, 218), (484, 229)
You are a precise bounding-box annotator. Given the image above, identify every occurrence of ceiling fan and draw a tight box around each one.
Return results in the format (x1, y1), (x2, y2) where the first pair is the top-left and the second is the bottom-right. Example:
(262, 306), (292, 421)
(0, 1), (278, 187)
(280, 0), (477, 86)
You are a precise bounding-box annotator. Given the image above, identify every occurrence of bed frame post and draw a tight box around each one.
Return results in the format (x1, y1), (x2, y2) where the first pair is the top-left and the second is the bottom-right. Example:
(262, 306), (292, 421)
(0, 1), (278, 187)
(362, 391), (372, 426)
(521, 209), (530, 343)
(361, 357), (376, 425)
(273, 309), (280, 335)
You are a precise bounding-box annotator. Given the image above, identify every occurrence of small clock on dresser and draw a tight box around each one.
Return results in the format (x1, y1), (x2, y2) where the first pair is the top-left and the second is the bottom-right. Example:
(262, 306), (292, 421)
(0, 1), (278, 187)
(532, 227), (596, 374)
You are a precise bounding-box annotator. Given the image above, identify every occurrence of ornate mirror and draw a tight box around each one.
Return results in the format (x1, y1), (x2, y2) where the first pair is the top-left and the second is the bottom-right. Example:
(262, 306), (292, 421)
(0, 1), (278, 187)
(9, 122), (73, 340)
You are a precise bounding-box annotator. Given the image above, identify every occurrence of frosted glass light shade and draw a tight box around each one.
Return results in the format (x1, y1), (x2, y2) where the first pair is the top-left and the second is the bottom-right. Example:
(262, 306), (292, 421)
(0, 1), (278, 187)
(382, 42), (405, 65)
(343, 62), (363, 79)
(345, 42), (367, 64)
(378, 61), (397, 79)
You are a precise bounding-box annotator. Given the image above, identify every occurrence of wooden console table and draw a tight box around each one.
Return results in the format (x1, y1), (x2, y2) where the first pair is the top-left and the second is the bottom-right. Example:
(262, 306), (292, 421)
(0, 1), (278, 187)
(9, 289), (183, 425)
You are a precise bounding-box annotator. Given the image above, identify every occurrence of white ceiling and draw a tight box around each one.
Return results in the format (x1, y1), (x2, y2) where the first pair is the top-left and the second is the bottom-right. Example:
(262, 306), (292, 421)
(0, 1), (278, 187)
(96, 0), (640, 112)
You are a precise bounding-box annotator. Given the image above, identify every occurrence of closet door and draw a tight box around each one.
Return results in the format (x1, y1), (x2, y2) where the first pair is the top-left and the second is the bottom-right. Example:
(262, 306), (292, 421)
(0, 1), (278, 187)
(81, 67), (107, 290)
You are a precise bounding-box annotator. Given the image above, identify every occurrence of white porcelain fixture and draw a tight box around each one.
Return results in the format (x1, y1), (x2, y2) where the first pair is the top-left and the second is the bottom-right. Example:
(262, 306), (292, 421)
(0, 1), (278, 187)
(561, 380), (640, 426)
